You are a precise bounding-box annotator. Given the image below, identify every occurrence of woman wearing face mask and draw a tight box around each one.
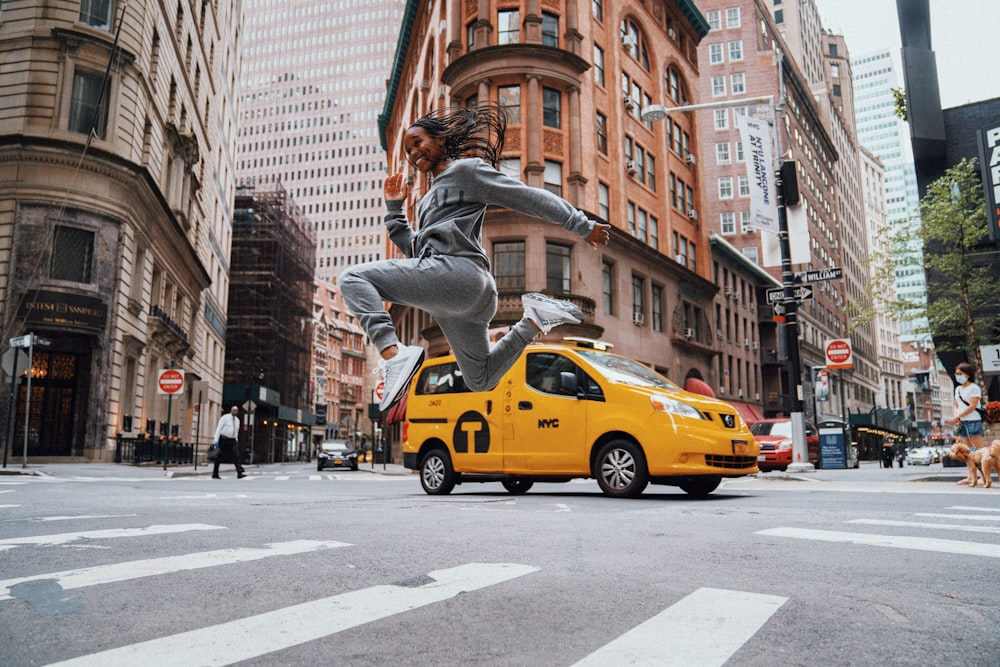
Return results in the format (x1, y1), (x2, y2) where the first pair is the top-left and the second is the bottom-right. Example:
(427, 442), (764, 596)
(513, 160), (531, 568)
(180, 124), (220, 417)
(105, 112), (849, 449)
(951, 361), (984, 459)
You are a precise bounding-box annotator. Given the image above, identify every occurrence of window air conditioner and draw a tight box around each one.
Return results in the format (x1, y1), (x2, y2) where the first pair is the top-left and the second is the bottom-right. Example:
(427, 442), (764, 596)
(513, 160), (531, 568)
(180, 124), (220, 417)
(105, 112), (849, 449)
(625, 160), (638, 176)
(755, 392), (761, 402)
(668, 28), (677, 41)
(749, 302), (756, 312)
(752, 341), (760, 350)
(675, 253), (686, 264)
(623, 95), (636, 111)
(687, 208), (698, 221)
(738, 388), (744, 398)
(685, 152), (696, 165)
(632, 312), (645, 326)
(744, 339), (751, 348)
(724, 287), (735, 296)
(717, 330), (723, 339)
(684, 328), (695, 339)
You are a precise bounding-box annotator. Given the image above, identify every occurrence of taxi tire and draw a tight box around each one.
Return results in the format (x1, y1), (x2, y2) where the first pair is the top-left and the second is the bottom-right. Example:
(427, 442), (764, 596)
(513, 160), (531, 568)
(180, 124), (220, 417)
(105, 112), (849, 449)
(501, 478), (534, 494)
(420, 448), (457, 495)
(595, 440), (649, 498)
(678, 476), (721, 497)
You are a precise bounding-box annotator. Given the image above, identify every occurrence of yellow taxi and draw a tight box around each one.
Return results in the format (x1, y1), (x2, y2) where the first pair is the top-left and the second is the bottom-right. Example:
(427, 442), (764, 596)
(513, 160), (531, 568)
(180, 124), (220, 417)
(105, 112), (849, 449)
(402, 338), (758, 498)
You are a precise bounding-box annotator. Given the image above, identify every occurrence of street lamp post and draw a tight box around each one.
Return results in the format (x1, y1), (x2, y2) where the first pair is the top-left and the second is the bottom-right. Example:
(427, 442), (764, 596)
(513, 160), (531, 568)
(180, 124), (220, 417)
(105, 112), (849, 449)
(642, 94), (812, 470)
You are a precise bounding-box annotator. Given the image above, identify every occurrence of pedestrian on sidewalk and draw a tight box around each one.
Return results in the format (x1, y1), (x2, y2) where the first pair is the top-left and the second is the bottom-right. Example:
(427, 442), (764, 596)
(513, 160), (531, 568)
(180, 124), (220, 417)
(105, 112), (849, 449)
(211, 406), (247, 479)
(341, 105), (611, 413)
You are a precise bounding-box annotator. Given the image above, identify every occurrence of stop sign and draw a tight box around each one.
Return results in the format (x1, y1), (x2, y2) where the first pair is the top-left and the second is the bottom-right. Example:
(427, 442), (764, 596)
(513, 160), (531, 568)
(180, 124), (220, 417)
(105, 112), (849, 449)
(157, 368), (185, 395)
(825, 339), (853, 370)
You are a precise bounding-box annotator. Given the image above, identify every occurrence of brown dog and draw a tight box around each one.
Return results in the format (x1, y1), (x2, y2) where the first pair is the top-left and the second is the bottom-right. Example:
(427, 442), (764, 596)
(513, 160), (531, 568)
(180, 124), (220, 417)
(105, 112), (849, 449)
(949, 442), (998, 488)
(981, 440), (1000, 487)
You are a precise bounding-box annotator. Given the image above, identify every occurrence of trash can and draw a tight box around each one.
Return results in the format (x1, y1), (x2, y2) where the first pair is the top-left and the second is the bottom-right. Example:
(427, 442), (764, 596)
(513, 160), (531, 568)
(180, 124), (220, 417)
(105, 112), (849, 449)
(817, 419), (849, 469)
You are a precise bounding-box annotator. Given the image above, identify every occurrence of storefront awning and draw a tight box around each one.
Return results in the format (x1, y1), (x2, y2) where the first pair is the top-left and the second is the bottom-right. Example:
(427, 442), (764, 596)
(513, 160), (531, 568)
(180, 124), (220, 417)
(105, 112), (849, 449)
(684, 377), (716, 398)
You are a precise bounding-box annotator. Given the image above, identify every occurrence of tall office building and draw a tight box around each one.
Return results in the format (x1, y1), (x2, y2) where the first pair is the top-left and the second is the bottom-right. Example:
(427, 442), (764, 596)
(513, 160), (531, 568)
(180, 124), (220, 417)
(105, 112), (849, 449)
(237, 0), (406, 283)
(851, 49), (926, 340)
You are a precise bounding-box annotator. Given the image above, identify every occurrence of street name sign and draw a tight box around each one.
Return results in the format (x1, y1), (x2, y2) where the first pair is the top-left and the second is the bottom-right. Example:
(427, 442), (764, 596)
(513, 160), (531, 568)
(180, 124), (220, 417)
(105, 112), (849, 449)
(765, 285), (814, 305)
(794, 267), (843, 283)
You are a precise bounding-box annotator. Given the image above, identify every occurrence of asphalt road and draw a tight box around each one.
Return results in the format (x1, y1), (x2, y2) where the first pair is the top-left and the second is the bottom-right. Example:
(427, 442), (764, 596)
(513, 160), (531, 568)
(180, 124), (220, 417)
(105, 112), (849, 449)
(1, 461), (998, 666)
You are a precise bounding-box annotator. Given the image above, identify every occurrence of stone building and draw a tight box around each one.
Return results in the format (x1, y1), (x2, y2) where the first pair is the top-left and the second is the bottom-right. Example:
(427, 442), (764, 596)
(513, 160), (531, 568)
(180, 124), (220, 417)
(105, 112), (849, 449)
(0, 1), (241, 459)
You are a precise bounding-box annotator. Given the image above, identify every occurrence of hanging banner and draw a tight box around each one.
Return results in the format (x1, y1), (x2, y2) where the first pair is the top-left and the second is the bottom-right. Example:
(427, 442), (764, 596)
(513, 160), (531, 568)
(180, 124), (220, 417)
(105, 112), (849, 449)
(736, 114), (778, 234)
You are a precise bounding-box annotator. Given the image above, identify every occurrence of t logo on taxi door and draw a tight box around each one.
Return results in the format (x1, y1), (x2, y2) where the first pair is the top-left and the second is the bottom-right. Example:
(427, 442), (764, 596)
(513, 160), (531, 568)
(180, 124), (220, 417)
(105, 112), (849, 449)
(538, 419), (559, 428)
(453, 411), (490, 453)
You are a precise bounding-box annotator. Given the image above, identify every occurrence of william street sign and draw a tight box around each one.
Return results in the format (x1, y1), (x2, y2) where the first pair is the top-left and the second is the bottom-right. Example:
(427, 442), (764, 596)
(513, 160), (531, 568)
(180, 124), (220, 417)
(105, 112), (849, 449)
(794, 267), (842, 283)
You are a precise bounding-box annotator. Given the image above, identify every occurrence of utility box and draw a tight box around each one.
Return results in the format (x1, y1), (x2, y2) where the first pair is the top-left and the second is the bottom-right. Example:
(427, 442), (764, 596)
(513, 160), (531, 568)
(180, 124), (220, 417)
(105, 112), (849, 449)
(817, 419), (849, 469)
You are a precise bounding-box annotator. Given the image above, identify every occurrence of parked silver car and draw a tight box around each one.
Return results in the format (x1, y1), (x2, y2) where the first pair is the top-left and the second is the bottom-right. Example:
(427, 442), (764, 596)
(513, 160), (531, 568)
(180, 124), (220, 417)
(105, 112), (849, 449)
(905, 447), (934, 466)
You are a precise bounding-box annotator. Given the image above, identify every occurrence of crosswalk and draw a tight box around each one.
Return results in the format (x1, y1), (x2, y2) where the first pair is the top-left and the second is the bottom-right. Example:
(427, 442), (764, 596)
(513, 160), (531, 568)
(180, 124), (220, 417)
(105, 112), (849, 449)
(2, 495), (998, 665)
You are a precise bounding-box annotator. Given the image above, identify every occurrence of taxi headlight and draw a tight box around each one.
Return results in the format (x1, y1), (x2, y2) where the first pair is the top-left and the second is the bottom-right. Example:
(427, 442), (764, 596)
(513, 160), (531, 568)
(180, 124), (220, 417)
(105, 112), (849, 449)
(650, 394), (704, 419)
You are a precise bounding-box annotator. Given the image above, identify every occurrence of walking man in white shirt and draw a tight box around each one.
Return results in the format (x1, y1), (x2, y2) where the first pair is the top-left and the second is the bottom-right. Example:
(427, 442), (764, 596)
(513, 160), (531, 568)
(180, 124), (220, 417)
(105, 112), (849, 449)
(212, 405), (247, 479)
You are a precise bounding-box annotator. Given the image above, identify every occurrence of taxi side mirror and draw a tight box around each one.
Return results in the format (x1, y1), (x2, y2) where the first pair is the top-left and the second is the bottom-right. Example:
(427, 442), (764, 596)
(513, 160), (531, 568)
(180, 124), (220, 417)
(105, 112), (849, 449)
(559, 371), (580, 397)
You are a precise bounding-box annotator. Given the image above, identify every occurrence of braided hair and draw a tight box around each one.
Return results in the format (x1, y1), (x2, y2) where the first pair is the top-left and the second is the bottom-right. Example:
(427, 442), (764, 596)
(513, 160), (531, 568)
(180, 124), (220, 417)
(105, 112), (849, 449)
(409, 105), (507, 168)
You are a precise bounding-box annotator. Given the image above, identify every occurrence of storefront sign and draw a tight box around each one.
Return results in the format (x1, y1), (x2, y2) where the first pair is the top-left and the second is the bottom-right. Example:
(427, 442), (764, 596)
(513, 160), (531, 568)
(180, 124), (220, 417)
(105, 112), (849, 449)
(18, 290), (107, 330)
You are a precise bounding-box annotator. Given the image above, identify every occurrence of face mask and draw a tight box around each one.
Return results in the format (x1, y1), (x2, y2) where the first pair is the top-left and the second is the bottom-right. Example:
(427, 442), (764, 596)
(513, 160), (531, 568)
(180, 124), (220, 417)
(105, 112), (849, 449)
(955, 374), (967, 384)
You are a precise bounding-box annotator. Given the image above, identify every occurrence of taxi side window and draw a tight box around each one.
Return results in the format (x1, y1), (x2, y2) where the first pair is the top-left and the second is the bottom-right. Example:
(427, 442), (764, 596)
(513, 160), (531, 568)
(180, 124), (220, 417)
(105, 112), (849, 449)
(414, 363), (470, 395)
(526, 353), (603, 400)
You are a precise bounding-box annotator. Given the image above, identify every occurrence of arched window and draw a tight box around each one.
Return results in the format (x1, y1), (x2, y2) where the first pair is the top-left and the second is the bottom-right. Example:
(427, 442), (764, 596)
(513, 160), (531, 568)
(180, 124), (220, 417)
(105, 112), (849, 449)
(620, 19), (649, 71)
(665, 66), (689, 104)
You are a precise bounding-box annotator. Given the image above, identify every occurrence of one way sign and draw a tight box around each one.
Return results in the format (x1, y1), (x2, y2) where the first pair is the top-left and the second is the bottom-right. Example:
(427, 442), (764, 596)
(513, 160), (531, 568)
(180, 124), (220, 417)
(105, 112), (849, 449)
(766, 285), (814, 305)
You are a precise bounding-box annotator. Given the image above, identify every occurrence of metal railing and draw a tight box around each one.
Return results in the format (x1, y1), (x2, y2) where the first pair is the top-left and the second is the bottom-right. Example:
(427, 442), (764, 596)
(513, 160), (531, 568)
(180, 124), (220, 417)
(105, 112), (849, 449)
(114, 434), (195, 465)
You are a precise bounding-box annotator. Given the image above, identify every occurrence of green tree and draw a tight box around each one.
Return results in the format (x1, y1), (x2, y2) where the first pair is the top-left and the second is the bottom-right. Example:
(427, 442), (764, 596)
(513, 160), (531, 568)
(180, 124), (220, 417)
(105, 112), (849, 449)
(918, 158), (991, 388)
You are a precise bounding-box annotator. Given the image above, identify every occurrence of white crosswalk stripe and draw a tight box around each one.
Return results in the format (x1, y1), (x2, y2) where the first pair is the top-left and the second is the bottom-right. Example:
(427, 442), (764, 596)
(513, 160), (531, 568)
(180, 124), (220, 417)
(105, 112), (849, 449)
(573, 588), (787, 667)
(0, 524), (224, 551)
(46, 562), (538, 667)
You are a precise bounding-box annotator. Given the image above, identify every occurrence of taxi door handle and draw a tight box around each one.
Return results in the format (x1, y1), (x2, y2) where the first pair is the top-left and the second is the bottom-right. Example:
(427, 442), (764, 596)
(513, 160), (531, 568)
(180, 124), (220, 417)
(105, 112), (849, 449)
(518, 401), (533, 410)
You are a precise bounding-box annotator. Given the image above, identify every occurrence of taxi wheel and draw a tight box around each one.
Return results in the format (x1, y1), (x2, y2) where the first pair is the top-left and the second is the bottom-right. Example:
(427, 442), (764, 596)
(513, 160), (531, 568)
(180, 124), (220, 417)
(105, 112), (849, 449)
(678, 476), (721, 497)
(420, 448), (456, 495)
(501, 478), (534, 495)
(595, 440), (649, 498)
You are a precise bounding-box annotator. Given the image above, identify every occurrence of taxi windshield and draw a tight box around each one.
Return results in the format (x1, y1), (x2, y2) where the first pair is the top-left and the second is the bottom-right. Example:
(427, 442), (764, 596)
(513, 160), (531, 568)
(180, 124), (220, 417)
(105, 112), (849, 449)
(576, 350), (678, 390)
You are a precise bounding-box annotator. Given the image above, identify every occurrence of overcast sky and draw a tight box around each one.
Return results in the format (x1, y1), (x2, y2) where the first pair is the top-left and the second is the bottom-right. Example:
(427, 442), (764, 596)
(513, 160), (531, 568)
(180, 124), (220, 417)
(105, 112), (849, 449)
(813, 0), (999, 108)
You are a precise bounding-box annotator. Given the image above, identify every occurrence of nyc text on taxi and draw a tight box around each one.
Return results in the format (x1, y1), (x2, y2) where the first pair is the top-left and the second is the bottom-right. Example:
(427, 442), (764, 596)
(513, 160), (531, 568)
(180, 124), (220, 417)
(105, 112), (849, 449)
(402, 339), (759, 498)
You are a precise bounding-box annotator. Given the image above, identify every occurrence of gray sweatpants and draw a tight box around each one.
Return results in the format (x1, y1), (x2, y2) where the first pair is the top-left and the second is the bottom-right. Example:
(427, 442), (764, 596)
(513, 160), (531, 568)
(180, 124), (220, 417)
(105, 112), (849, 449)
(340, 254), (539, 392)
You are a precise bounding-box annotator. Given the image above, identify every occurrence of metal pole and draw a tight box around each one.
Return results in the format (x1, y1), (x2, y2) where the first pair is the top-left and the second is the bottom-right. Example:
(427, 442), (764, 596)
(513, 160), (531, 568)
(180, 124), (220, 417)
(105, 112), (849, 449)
(22, 335), (35, 468)
(3, 347), (18, 468)
(164, 359), (174, 471)
(194, 388), (203, 471)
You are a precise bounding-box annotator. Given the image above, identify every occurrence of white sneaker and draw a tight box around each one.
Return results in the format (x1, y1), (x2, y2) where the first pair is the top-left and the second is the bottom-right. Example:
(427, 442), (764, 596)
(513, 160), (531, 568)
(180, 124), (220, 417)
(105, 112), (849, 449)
(521, 293), (583, 334)
(376, 345), (425, 412)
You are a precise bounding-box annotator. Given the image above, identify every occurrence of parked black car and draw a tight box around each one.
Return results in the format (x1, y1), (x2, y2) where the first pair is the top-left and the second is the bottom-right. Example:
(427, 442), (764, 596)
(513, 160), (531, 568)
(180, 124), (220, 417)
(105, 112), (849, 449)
(317, 439), (359, 471)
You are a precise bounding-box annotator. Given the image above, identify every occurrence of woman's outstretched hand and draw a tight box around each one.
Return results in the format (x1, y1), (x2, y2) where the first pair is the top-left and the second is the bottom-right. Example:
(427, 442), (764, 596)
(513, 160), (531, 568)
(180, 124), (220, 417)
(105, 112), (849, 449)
(384, 171), (409, 201)
(586, 222), (612, 249)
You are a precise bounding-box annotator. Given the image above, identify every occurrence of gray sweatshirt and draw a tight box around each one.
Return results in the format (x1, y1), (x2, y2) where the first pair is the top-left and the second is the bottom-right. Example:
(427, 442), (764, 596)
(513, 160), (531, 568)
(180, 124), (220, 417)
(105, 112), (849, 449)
(384, 157), (595, 266)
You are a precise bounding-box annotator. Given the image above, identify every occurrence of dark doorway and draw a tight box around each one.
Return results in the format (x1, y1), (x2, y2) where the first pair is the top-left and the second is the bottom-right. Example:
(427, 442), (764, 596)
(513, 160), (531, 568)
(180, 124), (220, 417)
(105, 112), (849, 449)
(12, 352), (80, 456)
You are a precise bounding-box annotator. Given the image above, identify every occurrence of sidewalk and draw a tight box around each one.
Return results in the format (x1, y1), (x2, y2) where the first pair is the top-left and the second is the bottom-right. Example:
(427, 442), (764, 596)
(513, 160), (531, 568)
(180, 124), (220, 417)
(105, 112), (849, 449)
(0, 460), (417, 479)
(0, 459), (969, 483)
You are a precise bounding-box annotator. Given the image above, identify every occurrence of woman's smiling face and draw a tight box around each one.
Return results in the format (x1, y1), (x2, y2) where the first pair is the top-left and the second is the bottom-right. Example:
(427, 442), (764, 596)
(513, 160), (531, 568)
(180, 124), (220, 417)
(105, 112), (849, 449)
(403, 125), (449, 175)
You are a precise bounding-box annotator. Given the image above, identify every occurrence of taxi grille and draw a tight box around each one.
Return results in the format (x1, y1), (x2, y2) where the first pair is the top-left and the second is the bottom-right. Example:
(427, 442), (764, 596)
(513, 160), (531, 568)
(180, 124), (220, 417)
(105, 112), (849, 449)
(706, 455), (757, 469)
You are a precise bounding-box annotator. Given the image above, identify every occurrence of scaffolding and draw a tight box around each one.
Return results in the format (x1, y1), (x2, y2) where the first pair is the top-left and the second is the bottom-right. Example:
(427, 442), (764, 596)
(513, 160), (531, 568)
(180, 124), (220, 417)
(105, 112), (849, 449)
(227, 184), (316, 460)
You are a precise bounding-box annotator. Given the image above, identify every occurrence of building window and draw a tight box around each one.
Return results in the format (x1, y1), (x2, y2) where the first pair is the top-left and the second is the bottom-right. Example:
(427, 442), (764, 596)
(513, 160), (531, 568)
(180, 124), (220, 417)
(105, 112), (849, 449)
(738, 175), (750, 198)
(666, 67), (682, 102)
(709, 43), (723, 64)
(620, 19), (649, 71)
(740, 210), (752, 233)
(69, 71), (109, 138)
(714, 108), (728, 130)
(651, 284), (663, 332)
(598, 183), (610, 221)
(718, 177), (734, 199)
(541, 12), (559, 47)
(726, 7), (741, 28)
(829, 43), (838, 57)
(51, 226), (95, 283)
(742, 246), (759, 263)
(543, 87), (561, 128)
(706, 10), (721, 31)
(499, 158), (521, 179)
(626, 202), (636, 236)
(833, 84), (842, 97)
(80, 0), (115, 30)
(593, 45), (605, 87)
(774, 9), (784, 24)
(650, 215), (659, 249)
(637, 208), (648, 243)
(631, 275), (645, 321)
(543, 160), (562, 196)
(711, 76), (726, 97)
(731, 72), (746, 94)
(546, 243), (571, 294)
(592, 0), (603, 22)
(499, 85), (521, 124)
(493, 241), (525, 291)
(645, 153), (656, 192)
(720, 212), (736, 235)
(498, 10), (519, 44)
(728, 40), (744, 61)
(602, 261), (614, 315)
(716, 143), (731, 164)
(596, 112), (608, 154)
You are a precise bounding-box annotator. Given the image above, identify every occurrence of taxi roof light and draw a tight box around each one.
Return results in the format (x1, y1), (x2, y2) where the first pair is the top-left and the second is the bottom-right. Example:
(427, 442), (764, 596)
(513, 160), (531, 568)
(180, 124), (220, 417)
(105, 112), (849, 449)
(562, 336), (613, 351)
